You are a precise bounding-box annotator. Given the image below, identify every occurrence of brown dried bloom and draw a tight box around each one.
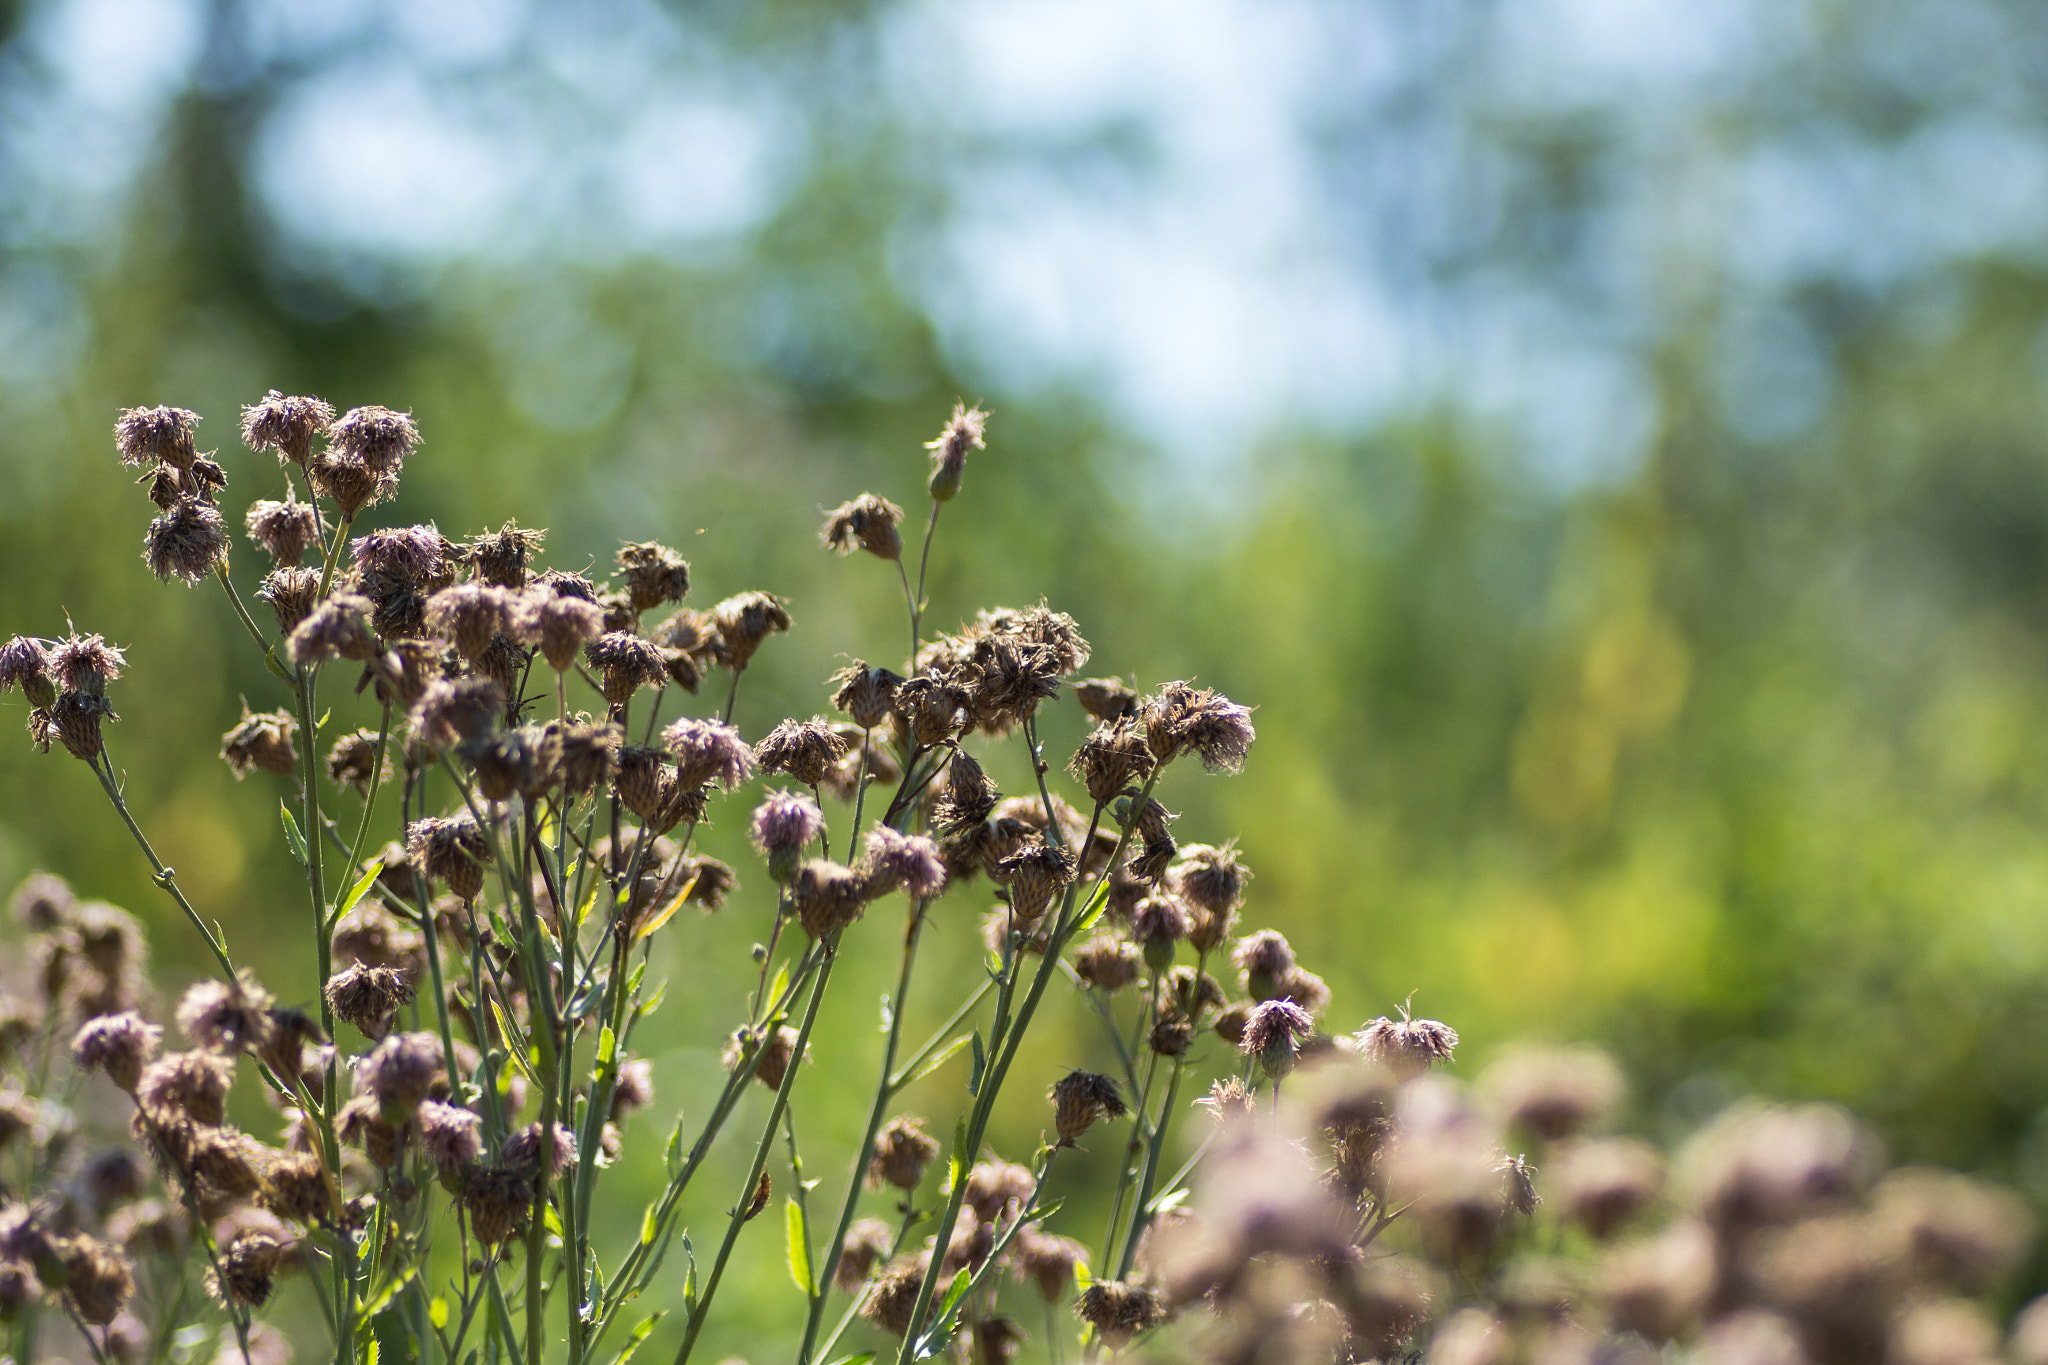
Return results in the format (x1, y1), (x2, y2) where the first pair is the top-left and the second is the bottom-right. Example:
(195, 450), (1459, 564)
(856, 825), (948, 901)
(287, 593), (379, 668)
(463, 1165), (533, 1244)
(1072, 676), (1139, 722)
(556, 720), (621, 796)
(1074, 935), (1144, 992)
(327, 405), (419, 473)
(60, 1235), (134, 1325)
(244, 498), (320, 564)
(895, 675), (969, 746)
(614, 540), (690, 612)
(724, 1024), (805, 1090)
(144, 498), (231, 582)
(256, 566), (321, 634)
(406, 815), (492, 901)
(835, 1219), (894, 1293)
(862, 1257), (929, 1336)
(662, 716), (757, 790)
(418, 1100), (484, 1173)
(256, 1150), (334, 1224)
(994, 842), (1077, 924)
(1069, 720), (1156, 806)
(501, 1121), (578, 1180)
(240, 390), (334, 466)
(1074, 1280), (1164, 1350)
(0, 637), (55, 710)
(1140, 680), (1257, 772)
(467, 521), (545, 588)
(1052, 1071), (1129, 1144)
(755, 717), (852, 786)
(1354, 1007), (1460, 1081)
(1478, 1045), (1625, 1141)
(357, 1032), (445, 1120)
(115, 405), (200, 468)
(424, 582), (512, 661)
(1241, 999), (1315, 1079)
(869, 1117), (941, 1191)
(72, 1012), (160, 1091)
(175, 972), (276, 1054)
(135, 1051), (235, 1126)
(1677, 1102), (1878, 1231)
(1171, 841), (1249, 917)
(926, 402), (988, 502)
(711, 591), (790, 670)
(307, 451), (390, 517)
(409, 676), (504, 753)
(51, 634), (125, 694)
(822, 493), (906, 560)
(585, 632), (669, 713)
(1599, 1219), (1717, 1342)
(220, 705), (298, 778)
(792, 859), (869, 939)
(326, 727), (388, 793)
(207, 1230), (284, 1308)
(829, 660), (903, 730)
(1014, 1224), (1088, 1303)
(1547, 1137), (1665, 1240)
(519, 591), (607, 672)
(324, 964), (416, 1039)
(1871, 1167), (2034, 1293)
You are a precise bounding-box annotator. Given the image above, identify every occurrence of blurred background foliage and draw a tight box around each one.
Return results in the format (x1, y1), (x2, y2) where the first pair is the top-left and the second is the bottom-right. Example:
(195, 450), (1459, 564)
(9, 0), (2048, 1352)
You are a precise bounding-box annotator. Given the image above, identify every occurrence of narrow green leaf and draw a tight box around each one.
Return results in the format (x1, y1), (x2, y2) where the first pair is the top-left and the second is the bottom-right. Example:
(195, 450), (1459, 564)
(491, 1004), (537, 1083)
(823, 1355), (876, 1365)
(597, 1026), (617, 1067)
(604, 1314), (663, 1365)
(543, 1201), (565, 1239)
(1073, 893), (1110, 936)
(664, 1116), (686, 1175)
(1074, 1258), (1094, 1289)
(639, 1204), (658, 1246)
(967, 1031), (986, 1097)
(899, 1033), (973, 1090)
(947, 1115), (969, 1193)
(936, 1265), (972, 1320)
(784, 1198), (812, 1296)
(279, 803), (309, 868)
(337, 860), (382, 919)
(264, 644), (294, 685)
(428, 1297), (449, 1331)
(767, 962), (791, 1014)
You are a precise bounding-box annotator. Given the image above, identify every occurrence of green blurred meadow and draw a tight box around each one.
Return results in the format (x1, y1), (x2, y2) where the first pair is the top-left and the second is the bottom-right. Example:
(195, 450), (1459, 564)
(10, 0), (2048, 1354)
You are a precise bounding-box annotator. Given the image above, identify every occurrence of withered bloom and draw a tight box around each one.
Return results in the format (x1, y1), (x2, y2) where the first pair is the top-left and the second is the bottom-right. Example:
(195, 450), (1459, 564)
(418, 1100), (484, 1173)
(616, 541), (690, 612)
(792, 859), (868, 939)
(287, 593), (379, 668)
(115, 405), (200, 468)
(611, 1058), (655, 1118)
(324, 964), (416, 1038)
(1549, 1137), (1664, 1240)
(518, 592), (606, 672)
(724, 1024), (805, 1090)
(755, 717), (852, 786)
(206, 1231), (284, 1307)
(144, 498), (231, 583)
(1052, 1071), (1128, 1145)
(48, 691), (116, 760)
(51, 634), (125, 693)
(862, 1258), (929, 1336)
(821, 494), (906, 560)
(1014, 1224), (1088, 1303)
(501, 1121), (578, 1180)
(257, 566), (322, 635)
(409, 677), (504, 753)
(829, 660), (902, 730)
(555, 720), (621, 796)
(1132, 894), (1192, 970)
(1232, 930), (1297, 1003)
(72, 1012), (162, 1091)
(467, 521), (545, 588)
(308, 449), (390, 517)
(1140, 680), (1257, 773)
(244, 498), (320, 564)
(1072, 677), (1139, 722)
(424, 583), (512, 661)
(175, 972), (276, 1054)
(868, 1116), (941, 1191)
(1478, 1046), (1625, 1141)
(926, 402), (988, 502)
(406, 815), (492, 901)
(135, 1051), (236, 1126)
(994, 842), (1077, 924)
(1074, 1280), (1164, 1350)
(255, 1149), (333, 1224)
(894, 675), (969, 746)
(662, 717), (756, 790)
(1074, 935), (1143, 992)
(835, 1219), (893, 1293)
(220, 706), (299, 778)
(856, 826), (947, 901)
(711, 591), (790, 670)
(239, 390), (334, 467)
(585, 632), (668, 714)
(0, 637), (54, 709)
(1354, 1009), (1460, 1082)
(357, 1032), (445, 1120)
(752, 791), (826, 882)
(326, 728), (388, 793)
(60, 1235), (134, 1325)
(1172, 842), (1249, 916)
(1069, 720), (1156, 806)
(327, 405), (419, 474)
(1241, 999), (1315, 1080)
(614, 745), (668, 820)
(678, 855), (736, 910)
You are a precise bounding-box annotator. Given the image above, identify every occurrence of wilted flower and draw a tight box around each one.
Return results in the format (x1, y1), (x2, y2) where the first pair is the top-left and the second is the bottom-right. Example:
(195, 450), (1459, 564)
(144, 499), (231, 582)
(662, 717), (757, 790)
(220, 706), (299, 778)
(245, 498), (320, 564)
(926, 403), (988, 502)
(240, 390), (333, 466)
(868, 1117), (941, 1191)
(755, 718), (852, 786)
(751, 791), (826, 882)
(1354, 1007), (1460, 1081)
(1241, 999), (1315, 1080)
(1052, 1071), (1128, 1145)
(615, 541), (690, 612)
(822, 494), (906, 560)
(1140, 680), (1256, 772)
(856, 825), (947, 900)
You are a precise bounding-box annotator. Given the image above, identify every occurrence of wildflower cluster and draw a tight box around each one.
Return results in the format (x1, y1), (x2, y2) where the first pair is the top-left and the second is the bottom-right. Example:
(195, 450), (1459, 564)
(0, 389), (2038, 1365)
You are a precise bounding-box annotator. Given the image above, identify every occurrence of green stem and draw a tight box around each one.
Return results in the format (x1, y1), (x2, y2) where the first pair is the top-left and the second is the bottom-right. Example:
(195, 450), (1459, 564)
(215, 562), (276, 658)
(673, 935), (842, 1365)
(86, 751), (235, 980)
(910, 501), (940, 668)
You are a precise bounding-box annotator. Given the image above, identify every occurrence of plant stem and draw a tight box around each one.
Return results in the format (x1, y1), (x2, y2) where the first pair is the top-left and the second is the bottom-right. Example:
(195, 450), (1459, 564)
(215, 562), (277, 659)
(86, 750), (236, 981)
(911, 501), (941, 666)
(673, 934), (842, 1365)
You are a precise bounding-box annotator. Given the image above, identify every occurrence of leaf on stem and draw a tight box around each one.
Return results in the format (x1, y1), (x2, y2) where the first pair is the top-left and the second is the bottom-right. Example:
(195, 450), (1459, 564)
(967, 1031), (986, 1096)
(337, 860), (382, 920)
(604, 1314), (663, 1365)
(785, 1198), (813, 1296)
(279, 802), (309, 869)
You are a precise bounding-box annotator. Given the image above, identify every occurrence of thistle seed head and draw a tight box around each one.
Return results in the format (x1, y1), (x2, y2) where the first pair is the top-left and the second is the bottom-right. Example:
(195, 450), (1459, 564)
(711, 591), (790, 670)
(829, 660), (903, 730)
(143, 498), (230, 583)
(925, 403), (988, 502)
(239, 391), (334, 467)
(836, 1219), (894, 1293)
(1052, 1071), (1129, 1144)
(661, 716), (756, 790)
(1241, 999), (1315, 1080)
(501, 1121), (577, 1180)
(585, 632), (668, 713)
(327, 405), (419, 474)
(409, 677), (504, 753)
(134, 1051), (235, 1126)
(115, 405), (200, 469)
(424, 583), (512, 662)
(71, 1012), (161, 1092)
(724, 1024), (805, 1090)
(466, 521), (545, 589)
(792, 859), (868, 939)
(1354, 1009), (1460, 1082)
(325, 728), (388, 794)
(175, 971), (276, 1054)
(243, 498), (320, 565)
(868, 1116), (941, 1191)
(856, 825), (948, 901)
(256, 567), (321, 635)
(751, 791), (826, 882)
(1140, 680), (1257, 773)
(323, 964), (416, 1039)
(1074, 1280), (1164, 1350)
(821, 493), (906, 560)
(993, 842), (1076, 925)
(754, 717), (851, 786)
(517, 591), (606, 672)
(287, 594), (379, 668)
(615, 541), (690, 612)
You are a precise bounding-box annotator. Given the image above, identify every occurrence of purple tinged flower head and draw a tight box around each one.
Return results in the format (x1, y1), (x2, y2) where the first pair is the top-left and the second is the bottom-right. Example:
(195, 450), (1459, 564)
(417, 1100), (484, 1173)
(856, 825), (948, 901)
(751, 790), (825, 882)
(662, 716), (756, 791)
(1240, 999), (1315, 1081)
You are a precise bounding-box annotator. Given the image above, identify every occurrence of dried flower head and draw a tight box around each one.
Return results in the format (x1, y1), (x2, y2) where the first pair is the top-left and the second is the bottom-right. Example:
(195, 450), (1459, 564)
(254, 566), (320, 635)
(115, 405), (200, 468)
(463, 520), (543, 588)
(822, 494), (907, 560)
(829, 660), (903, 730)
(1354, 1007), (1460, 1081)
(135, 1051), (235, 1126)
(792, 859), (869, 938)
(326, 727), (388, 793)
(1072, 676), (1139, 722)
(518, 591), (606, 672)
(358, 1032), (445, 1120)
(1074, 935), (1144, 992)
(418, 1100), (484, 1173)
(610, 1057), (655, 1119)
(207, 1230), (284, 1308)
(1241, 999), (1315, 1080)
(220, 706), (298, 778)
(424, 582), (511, 661)
(144, 499), (230, 582)
(862, 1257), (929, 1336)
(50, 635), (125, 695)
(711, 591), (791, 670)
(1548, 1137), (1665, 1240)
(585, 632), (669, 713)
(868, 1117), (941, 1191)
(0, 637), (54, 710)
(1075, 1280), (1164, 1350)
(501, 1121), (578, 1180)
(926, 402), (988, 502)
(661, 716), (756, 791)
(1013, 1224), (1089, 1303)
(60, 1235), (134, 1325)
(255, 1149), (334, 1225)
(409, 677), (504, 753)
(406, 815), (492, 901)
(1198, 1076), (1258, 1128)
(1052, 1071), (1129, 1144)
(1677, 1102), (1878, 1231)
(751, 790), (825, 883)
(1872, 1168), (2034, 1293)
(615, 541), (690, 612)
(1069, 720), (1156, 806)
(856, 825), (948, 901)
(994, 842), (1077, 924)
(328, 405), (419, 473)
(835, 1219), (894, 1293)
(244, 498), (320, 564)
(895, 675), (969, 746)
(1171, 841), (1249, 917)
(724, 1024), (806, 1090)
(72, 1012), (161, 1091)
(1478, 1045), (1625, 1141)
(323, 964), (416, 1039)
(1141, 680), (1257, 773)
(240, 390), (334, 466)
(287, 593), (379, 668)
(754, 717), (852, 786)
(175, 972), (276, 1054)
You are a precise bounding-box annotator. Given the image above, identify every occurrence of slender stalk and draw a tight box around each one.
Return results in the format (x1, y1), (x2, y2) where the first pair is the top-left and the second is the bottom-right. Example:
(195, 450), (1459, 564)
(1117, 948), (1210, 1279)
(86, 750), (235, 980)
(215, 562), (278, 660)
(910, 501), (941, 665)
(341, 704), (393, 897)
(673, 934), (842, 1365)
(799, 901), (928, 1363)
